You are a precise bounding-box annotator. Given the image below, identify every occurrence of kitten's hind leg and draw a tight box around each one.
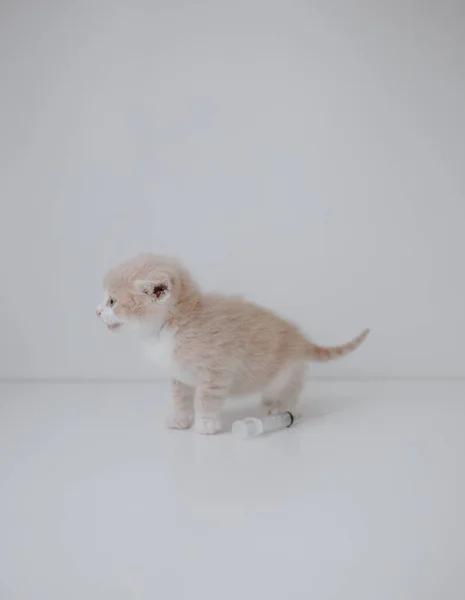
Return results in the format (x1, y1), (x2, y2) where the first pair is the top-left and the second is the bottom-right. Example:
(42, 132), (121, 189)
(262, 361), (306, 414)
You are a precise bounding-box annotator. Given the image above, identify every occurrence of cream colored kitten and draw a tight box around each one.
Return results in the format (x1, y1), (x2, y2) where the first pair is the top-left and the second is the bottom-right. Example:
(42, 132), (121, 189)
(97, 253), (369, 435)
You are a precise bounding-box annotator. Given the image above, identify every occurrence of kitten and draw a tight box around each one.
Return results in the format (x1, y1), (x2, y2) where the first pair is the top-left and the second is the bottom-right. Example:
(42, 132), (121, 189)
(97, 253), (369, 435)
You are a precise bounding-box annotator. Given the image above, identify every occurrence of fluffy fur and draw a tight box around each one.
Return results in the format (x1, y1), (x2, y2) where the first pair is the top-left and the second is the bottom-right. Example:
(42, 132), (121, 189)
(97, 253), (369, 434)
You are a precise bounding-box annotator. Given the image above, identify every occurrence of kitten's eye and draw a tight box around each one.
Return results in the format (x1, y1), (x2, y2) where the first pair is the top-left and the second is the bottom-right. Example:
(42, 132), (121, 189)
(108, 298), (116, 307)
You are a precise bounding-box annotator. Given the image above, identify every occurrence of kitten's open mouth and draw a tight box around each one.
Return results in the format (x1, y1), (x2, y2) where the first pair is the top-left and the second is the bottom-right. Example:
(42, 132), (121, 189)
(107, 323), (122, 331)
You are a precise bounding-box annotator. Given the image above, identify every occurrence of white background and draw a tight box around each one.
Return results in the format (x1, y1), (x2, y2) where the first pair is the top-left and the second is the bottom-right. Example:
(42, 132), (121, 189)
(1, 0), (464, 380)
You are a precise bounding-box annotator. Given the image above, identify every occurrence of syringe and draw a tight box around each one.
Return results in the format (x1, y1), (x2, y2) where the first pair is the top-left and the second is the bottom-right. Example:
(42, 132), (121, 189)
(231, 412), (296, 439)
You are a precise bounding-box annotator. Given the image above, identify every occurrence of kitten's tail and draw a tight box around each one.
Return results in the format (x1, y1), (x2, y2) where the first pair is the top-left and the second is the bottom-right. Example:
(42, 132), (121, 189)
(306, 329), (370, 362)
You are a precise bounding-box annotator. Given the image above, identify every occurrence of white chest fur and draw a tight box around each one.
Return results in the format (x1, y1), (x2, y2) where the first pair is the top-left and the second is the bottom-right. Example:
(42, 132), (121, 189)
(142, 328), (196, 386)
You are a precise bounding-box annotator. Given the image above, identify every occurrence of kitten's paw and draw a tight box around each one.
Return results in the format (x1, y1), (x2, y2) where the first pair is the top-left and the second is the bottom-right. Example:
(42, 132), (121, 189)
(193, 417), (222, 435)
(166, 413), (194, 430)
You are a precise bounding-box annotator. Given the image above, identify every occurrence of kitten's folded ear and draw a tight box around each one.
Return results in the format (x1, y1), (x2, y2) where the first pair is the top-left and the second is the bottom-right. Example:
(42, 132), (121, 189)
(134, 276), (171, 303)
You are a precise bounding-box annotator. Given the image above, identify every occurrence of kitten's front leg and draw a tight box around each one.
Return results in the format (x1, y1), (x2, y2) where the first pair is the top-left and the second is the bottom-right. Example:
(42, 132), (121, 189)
(193, 378), (229, 435)
(166, 379), (195, 430)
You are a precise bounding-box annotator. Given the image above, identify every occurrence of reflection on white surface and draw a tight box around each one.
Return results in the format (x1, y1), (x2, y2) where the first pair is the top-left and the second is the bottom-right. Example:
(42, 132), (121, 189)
(1, 381), (464, 599)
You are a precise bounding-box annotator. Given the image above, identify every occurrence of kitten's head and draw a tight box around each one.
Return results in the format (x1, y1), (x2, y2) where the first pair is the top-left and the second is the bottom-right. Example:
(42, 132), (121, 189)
(96, 253), (182, 334)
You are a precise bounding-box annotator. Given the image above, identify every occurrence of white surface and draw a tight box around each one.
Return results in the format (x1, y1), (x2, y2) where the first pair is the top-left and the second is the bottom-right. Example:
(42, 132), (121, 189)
(1, 380), (464, 600)
(1, 1), (465, 379)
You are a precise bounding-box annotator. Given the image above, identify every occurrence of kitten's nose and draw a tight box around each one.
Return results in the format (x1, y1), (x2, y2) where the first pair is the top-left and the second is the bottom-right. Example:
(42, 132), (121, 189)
(96, 309), (102, 318)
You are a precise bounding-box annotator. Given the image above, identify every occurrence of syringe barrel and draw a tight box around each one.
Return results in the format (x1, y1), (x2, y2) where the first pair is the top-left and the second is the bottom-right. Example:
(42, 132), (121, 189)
(232, 412), (294, 439)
